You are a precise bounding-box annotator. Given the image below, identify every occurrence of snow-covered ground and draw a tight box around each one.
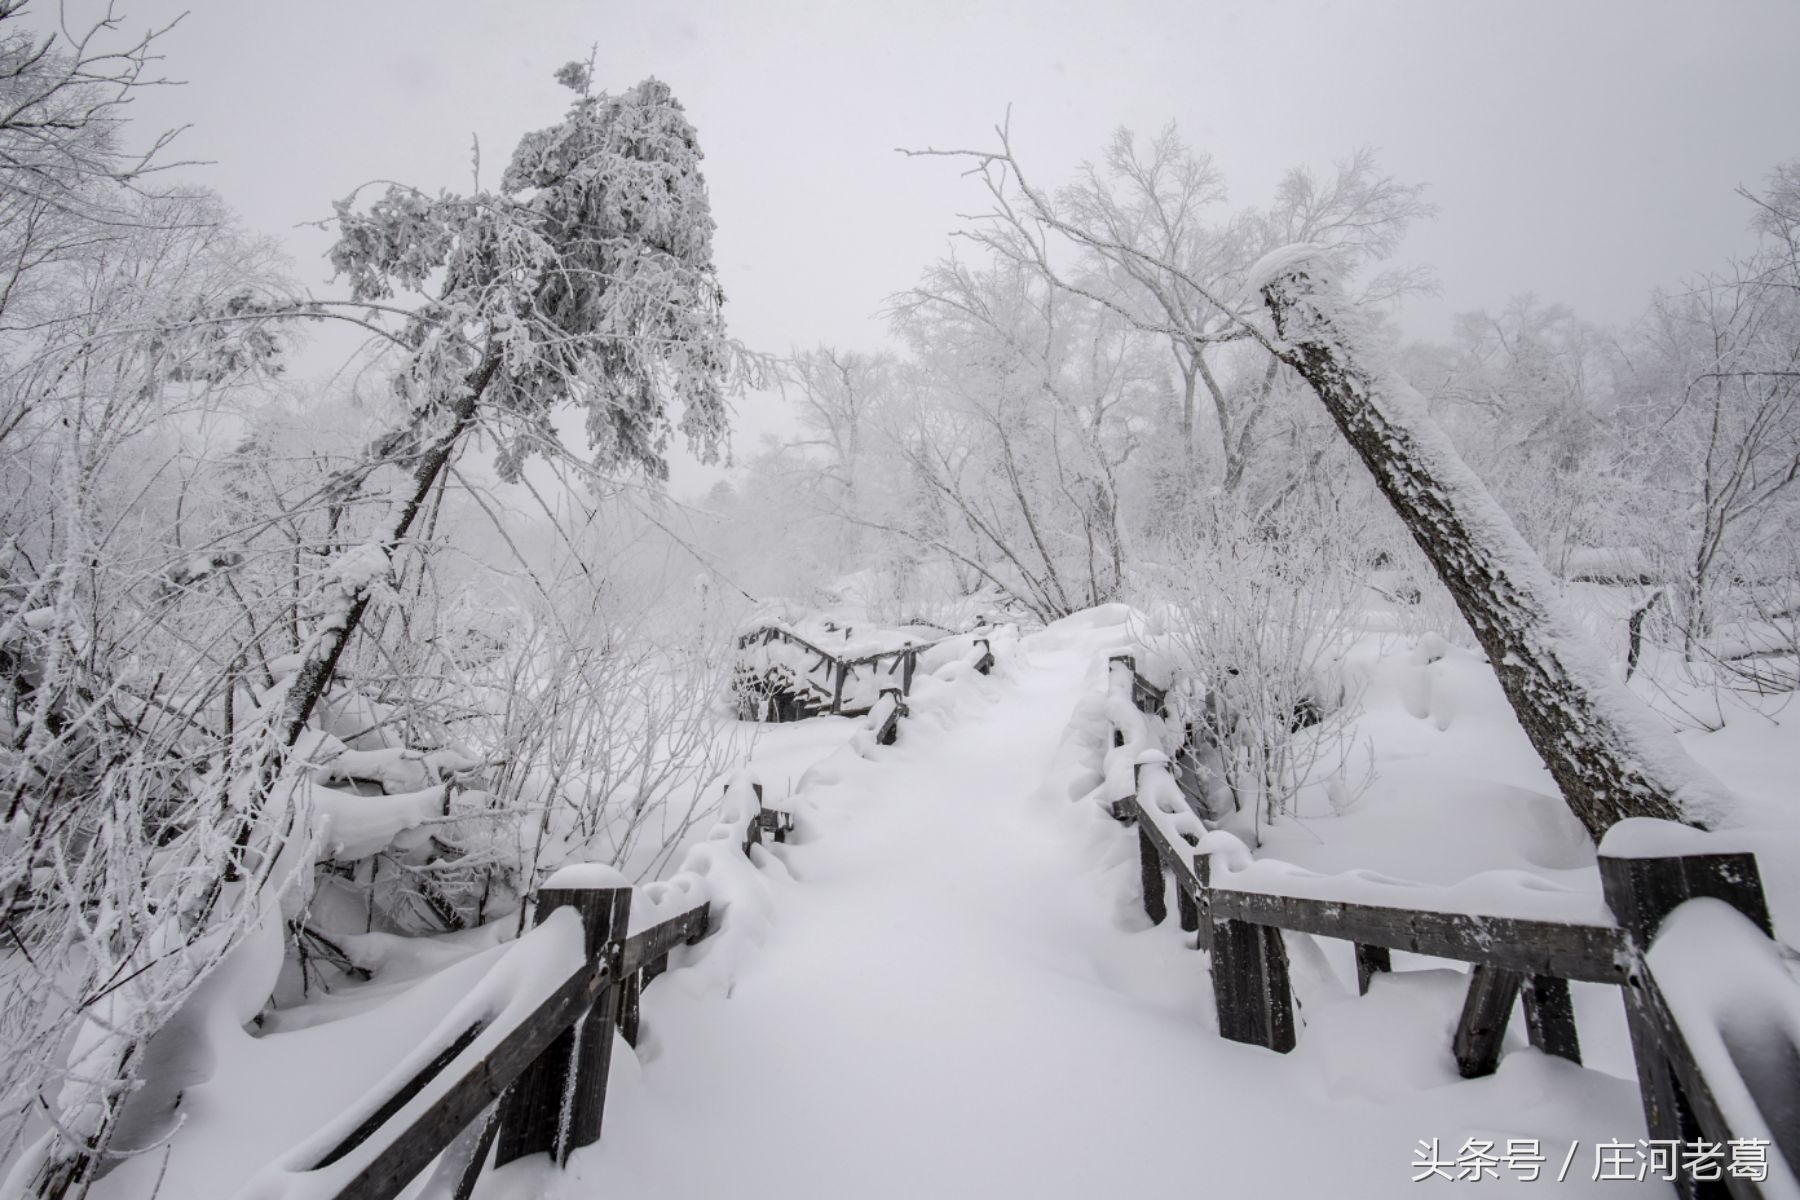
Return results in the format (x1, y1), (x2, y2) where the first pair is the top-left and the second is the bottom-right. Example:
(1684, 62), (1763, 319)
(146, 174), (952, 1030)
(94, 605), (1800, 1198)
(491, 609), (1656, 1198)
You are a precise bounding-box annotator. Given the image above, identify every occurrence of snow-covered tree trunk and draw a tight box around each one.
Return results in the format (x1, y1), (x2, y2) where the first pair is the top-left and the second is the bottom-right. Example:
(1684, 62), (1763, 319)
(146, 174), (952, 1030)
(1258, 252), (1733, 841)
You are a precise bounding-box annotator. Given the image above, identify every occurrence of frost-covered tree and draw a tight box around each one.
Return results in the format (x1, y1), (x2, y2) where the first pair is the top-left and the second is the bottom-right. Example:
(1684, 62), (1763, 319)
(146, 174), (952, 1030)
(1415, 297), (1641, 573)
(1257, 249), (1735, 840)
(782, 346), (896, 571)
(882, 255), (1153, 619)
(0, 185), (294, 1197)
(0, 0), (186, 331)
(1624, 168), (1800, 663)
(285, 70), (741, 752)
(8, 67), (748, 1197)
(909, 119), (1734, 841)
(910, 125), (1431, 505)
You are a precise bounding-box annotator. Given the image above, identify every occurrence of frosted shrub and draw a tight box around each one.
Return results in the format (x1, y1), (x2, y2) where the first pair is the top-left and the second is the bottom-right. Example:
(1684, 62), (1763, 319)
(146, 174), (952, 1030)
(1146, 497), (1366, 840)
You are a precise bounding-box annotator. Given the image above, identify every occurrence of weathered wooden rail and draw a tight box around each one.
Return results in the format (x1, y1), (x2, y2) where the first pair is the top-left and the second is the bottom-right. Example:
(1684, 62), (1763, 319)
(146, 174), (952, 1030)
(733, 624), (993, 722)
(250, 783), (794, 1200)
(1107, 652), (1799, 1199)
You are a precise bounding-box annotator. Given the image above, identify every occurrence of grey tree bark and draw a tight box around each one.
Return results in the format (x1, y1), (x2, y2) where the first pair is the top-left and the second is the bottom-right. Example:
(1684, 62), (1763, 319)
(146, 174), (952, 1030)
(1260, 262), (1707, 841)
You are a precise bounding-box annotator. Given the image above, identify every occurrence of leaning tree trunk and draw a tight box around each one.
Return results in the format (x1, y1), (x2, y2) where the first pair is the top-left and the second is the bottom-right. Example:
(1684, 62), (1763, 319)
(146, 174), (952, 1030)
(1258, 258), (1730, 841)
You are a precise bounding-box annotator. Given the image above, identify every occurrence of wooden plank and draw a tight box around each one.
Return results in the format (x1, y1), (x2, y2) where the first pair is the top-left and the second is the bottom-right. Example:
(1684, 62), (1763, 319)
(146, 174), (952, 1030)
(1354, 943), (1391, 995)
(496, 887), (631, 1167)
(621, 904), (711, 976)
(1109, 653), (1167, 717)
(1206, 886), (1627, 983)
(875, 689), (905, 746)
(1133, 676), (1167, 718)
(615, 970), (643, 1049)
(758, 807), (794, 844)
(1121, 797), (1203, 895)
(1137, 824), (1167, 925)
(435, 1101), (501, 1200)
(314, 1022), (485, 1168)
(1636, 967), (1779, 1200)
(1451, 964), (1524, 1078)
(308, 960), (604, 1200)
(743, 781), (768, 855)
(451, 1110), (501, 1200)
(1210, 916), (1296, 1053)
(1175, 880), (1199, 934)
(1598, 852), (1771, 945)
(1521, 975), (1581, 1064)
(1634, 969), (1747, 1199)
(1600, 851), (1773, 1199)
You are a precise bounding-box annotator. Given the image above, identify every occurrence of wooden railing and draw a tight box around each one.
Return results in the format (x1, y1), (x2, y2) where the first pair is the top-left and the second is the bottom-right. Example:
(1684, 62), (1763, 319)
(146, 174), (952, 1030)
(1105, 652), (1798, 1199)
(249, 783), (794, 1200)
(735, 625), (994, 721)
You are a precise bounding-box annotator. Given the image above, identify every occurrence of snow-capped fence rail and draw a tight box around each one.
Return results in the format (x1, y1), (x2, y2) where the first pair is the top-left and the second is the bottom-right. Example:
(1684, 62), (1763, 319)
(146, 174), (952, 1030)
(246, 782), (794, 1200)
(1105, 654), (1798, 1199)
(1106, 654), (1212, 814)
(733, 624), (994, 723)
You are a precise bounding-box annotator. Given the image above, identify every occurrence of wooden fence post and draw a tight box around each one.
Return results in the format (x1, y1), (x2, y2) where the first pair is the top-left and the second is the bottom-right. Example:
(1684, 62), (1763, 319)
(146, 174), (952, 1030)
(1599, 850), (1770, 1199)
(1198, 856), (1295, 1053)
(1451, 964), (1524, 1078)
(616, 971), (644, 1050)
(1175, 878), (1199, 935)
(1521, 975), (1581, 1064)
(1352, 943), (1391, 995)
(973, 638), (994, 675)
(902, 648), (917, 695)
(494, 885), (632, 1167)
(831, 660), (847, 715)
(1137, 823), (1167, 926)
(743, 782), (767, 854)
(876, 687), (905, 746)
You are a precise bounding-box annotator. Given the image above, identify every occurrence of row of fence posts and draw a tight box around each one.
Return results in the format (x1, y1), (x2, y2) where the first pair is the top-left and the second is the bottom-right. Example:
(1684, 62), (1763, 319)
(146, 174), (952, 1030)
(501, 783), (790, 1168)
(1107, 653), (1793, 1199)
(740, 628), (995, 722)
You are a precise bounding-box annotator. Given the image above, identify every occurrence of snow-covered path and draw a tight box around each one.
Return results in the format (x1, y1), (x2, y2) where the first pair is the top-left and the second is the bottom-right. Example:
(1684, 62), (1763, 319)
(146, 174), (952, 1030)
(550, 619), (1653, 1199)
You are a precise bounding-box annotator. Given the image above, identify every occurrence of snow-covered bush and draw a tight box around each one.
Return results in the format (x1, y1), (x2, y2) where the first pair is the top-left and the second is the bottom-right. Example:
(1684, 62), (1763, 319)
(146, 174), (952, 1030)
(1142, 495), (1366, 839)
(0, 59), (754, 1194)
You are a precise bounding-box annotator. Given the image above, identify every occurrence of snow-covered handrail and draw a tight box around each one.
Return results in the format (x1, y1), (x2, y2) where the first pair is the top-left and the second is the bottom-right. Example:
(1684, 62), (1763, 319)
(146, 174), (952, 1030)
(734, 624), (994, 720)
(240, 776), (798, 1200)
(1098, 650), (1794, 1189)
(1640, 900), (1800, 1198)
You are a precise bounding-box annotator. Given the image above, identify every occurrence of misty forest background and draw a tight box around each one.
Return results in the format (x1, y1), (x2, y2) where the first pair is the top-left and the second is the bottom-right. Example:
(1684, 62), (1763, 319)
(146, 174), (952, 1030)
(0, 1), (1796, 1191)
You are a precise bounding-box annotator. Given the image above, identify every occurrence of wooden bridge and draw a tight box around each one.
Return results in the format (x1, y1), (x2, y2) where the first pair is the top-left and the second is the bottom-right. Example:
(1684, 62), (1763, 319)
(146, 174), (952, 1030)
(237, 633), (1797, 1200)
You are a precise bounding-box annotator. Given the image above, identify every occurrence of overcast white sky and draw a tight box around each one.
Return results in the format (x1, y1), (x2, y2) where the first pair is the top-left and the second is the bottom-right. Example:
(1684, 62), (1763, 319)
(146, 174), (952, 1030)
(89, 0), (1800, 489)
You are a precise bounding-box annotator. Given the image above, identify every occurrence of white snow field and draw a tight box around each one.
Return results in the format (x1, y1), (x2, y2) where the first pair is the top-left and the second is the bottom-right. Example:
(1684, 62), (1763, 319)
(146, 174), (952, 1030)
(100, 604), (1794, 1198)
(482, 608), (1654, 1199)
